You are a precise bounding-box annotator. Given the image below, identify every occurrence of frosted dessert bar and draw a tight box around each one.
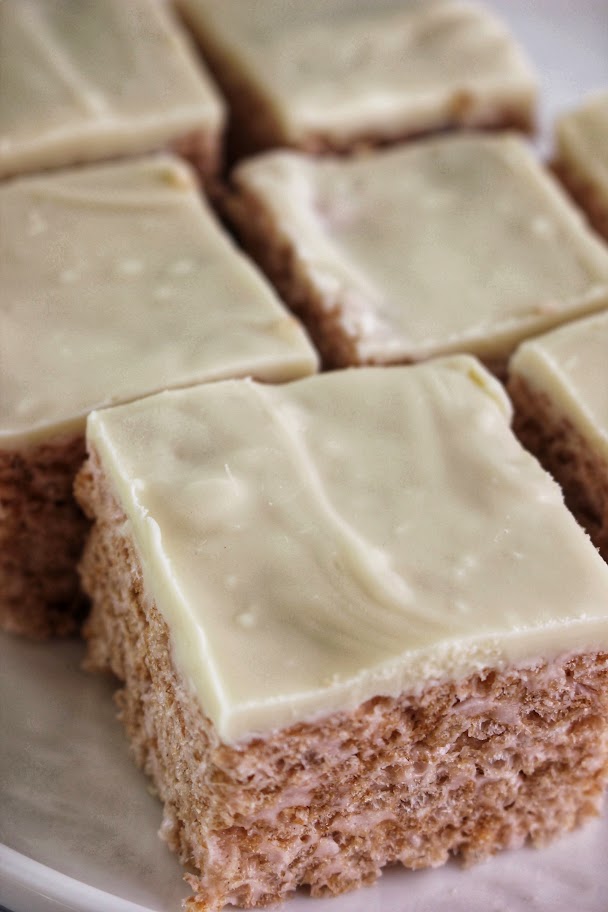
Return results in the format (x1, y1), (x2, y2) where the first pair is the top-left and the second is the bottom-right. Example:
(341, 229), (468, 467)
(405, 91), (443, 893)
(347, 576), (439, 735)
(77, 356), (608, 910)
(176, 0), (537, 155)
(0, 0), (225, 180)
(228, 133), (608, 372)
(0, 155), (317, 638)
(554, 92), (608, 241)
(509, 311), (608, 560)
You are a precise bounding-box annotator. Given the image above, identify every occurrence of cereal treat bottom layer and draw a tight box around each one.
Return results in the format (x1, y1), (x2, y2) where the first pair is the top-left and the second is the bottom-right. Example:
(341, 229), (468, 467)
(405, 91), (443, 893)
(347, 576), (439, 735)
(0, 434), (88, 639)
(509, 311), (608, 561)
(77, 358), (608, 909)
(177, 0), (537, 155)
(228, 134), (608, 372)
(0, 155), (317, 637)
(0, 0), (225, 180)
(554, 92), (608, 241)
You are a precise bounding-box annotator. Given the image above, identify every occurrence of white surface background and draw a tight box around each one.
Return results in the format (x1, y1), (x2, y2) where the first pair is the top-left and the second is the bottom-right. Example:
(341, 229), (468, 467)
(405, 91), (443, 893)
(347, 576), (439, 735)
(1, 2), (608, 911)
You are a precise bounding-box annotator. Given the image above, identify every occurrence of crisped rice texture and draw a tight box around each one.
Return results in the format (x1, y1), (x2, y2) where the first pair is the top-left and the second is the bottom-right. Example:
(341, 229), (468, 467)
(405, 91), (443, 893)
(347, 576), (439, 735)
(0, 433), (88, 638)
(78, 448), (608, 911)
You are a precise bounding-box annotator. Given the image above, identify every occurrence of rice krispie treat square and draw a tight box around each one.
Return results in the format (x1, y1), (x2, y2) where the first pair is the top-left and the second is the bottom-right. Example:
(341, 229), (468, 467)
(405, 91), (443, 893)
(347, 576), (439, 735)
(177, 0), (537, 155)
(0, 154), (317, 638)
(77, 356), (608, 910)
(554, 92), (608, 241)
(0, 0), (225, 180)
(228, 133), (608, 373)
(509, 310), (608, 560)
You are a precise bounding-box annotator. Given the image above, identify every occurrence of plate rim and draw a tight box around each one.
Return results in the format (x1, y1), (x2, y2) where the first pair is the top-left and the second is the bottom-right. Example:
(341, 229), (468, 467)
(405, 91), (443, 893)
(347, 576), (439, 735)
(0, 844), (160, 912)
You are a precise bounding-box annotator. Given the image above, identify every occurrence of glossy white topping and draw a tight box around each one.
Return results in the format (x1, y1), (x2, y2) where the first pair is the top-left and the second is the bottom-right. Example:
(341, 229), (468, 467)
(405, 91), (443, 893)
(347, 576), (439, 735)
(233, 134), (608, 363)
(0, 155), (318, 448)
(178, 0), (536, 146)
(510, 311), (608, 460)
(87, 357), (608, 743)
(555, 92), (608, 194)
(0, 0), (224, 177)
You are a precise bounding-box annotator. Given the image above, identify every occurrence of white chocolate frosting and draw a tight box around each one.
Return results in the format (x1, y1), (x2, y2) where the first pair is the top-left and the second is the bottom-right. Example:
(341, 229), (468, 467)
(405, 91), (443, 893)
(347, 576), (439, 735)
(233, 134), (608, 364)
(0, 0), (224, 178)
(0, 155), (318, 449)
(510, 311), (608, 460)
(178, 0), (536, 144)
(178, 0), (536, 146)
(555, 92), (608, 196)
(87, 357), (608, 743)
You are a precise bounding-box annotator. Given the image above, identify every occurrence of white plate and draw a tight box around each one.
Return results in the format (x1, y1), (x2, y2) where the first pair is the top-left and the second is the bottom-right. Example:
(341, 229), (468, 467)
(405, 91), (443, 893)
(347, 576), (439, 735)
(2, 2), (608, 910)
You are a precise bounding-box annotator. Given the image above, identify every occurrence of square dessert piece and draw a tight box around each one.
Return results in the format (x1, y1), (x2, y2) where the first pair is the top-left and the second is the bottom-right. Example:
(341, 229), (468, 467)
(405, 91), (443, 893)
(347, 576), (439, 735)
(77, 356), (608, 911)
(0, 0), (225, 180)
(177, 0), (537, 155)
(228, 133), (608, 372)
(0, 155), (317, 638)
(509, 310), (608, 560)
(554, 92), (608, 241)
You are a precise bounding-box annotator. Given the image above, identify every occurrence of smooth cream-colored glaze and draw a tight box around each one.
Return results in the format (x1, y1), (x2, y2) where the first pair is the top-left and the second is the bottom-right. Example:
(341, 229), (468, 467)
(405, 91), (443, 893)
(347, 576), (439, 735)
(556, 92), (608, 196)
(233, 134), (608, 363)
(87, 356), (608, 743)
(0, 0), (224, 177)
(0, 155), (318, 449)
(510, 311), (608, 460)
(178, 0), (536, 145)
